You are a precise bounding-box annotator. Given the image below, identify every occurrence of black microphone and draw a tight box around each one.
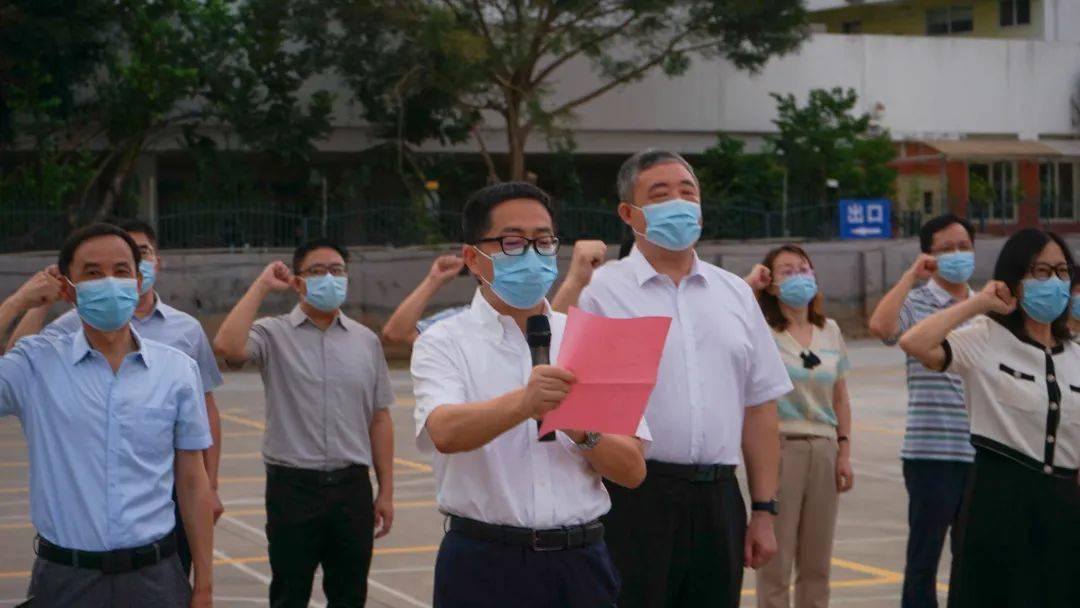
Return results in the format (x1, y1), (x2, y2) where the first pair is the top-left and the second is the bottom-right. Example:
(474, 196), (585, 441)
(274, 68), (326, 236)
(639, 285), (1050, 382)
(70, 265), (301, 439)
(526, 314), (556, 442)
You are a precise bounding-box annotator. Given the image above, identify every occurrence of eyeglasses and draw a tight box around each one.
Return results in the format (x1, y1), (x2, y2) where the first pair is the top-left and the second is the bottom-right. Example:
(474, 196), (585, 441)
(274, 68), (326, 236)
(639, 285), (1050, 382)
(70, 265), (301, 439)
(1029, 263), (1075, 282)
(476, 235), (560, 257)
(773, 268), (814, 282)
(300, 264), (348, 277)
(931, 244), (973, 255)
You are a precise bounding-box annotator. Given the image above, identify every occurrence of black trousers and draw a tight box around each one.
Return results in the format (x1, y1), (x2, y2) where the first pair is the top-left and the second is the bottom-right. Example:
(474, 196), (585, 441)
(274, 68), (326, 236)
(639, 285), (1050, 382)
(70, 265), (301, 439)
(948, 448), (1080, 608)
(433, 530), (620, 608)
(901, 459), (971, 608)
(265, 465), (374, 608)
(602, 469), (746, 608)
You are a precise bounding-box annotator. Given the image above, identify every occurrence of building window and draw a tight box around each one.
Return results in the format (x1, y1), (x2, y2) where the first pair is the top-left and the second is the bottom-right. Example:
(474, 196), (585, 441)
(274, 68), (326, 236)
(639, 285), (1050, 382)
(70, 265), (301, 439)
(969, 162), (1016, 221)
(841, 20), (862, 34)
(999, 0), (1031, 27)
(1040, 162), (1077, 220)
(927, 6), (975, 35)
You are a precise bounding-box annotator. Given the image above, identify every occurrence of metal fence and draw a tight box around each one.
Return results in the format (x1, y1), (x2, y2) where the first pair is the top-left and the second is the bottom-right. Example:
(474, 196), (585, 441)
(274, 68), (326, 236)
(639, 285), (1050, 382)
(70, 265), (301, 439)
(1, 201), (864, 253)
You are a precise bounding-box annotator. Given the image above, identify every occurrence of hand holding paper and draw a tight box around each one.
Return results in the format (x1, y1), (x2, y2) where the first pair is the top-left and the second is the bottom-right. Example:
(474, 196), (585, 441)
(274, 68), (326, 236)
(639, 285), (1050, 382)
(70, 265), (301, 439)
(538, 307), (671, 437)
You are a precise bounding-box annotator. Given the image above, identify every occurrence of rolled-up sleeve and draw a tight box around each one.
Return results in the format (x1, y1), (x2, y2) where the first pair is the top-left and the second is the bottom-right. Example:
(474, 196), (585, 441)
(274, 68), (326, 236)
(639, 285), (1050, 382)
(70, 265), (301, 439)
(744, 298), (794, 407)
(191, 328), (224, 391)
(410, 331), (466, 453)
(174, 359), (213, 451)
(372, 339), (395, 411)
(0, 347), (30, 417)
(245, 321), (270, 370)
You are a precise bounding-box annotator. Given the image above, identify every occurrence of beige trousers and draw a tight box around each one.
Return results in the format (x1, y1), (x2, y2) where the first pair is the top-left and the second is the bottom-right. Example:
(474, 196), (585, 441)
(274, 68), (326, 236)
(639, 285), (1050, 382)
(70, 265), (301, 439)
(756, 436), (840, 608)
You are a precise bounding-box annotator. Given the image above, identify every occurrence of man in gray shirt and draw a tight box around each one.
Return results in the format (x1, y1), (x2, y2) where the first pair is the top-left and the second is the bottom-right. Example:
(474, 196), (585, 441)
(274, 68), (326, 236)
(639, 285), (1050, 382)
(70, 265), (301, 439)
(214, 239), (395, 608)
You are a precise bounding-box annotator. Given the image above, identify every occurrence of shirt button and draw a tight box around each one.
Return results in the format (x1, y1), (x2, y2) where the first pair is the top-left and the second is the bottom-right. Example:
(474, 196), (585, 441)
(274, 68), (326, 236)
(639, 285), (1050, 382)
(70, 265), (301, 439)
(1050, 402), (1060, 411)
(1047, 374), (1056, 383)
(1014, 371), (1023, 379)
(1048, 435), (1056, 444)
(1044, 465), (1054, 474)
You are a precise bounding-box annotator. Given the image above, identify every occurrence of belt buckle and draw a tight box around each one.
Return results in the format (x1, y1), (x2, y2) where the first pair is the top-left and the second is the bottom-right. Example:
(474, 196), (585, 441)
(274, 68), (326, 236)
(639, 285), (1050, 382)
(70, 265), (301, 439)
(101, 550), (133, 574)
(532, 529), (565, 552)
(692, 466), (715, 483)
(321, 471), (341, 486)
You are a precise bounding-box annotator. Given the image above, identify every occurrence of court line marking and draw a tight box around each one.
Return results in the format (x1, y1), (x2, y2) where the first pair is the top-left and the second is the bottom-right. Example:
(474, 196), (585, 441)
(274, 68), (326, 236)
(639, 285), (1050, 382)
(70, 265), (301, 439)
(218, 514), (434, 608)
(0, 501), (438, 529)
(218, 411), (434, 473)
(213, 547), (327, 608)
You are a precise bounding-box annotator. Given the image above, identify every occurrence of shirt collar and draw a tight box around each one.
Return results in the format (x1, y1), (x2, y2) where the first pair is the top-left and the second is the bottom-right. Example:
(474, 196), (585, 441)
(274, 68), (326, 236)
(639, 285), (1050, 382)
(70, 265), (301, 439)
(927, 278), (972, 307)
(288, 305), (349, 331)
(71, 326), (151, 368)
(138, 293), (168, 321)
(627, 245), (709, 287)
(466, 288), (551, 342)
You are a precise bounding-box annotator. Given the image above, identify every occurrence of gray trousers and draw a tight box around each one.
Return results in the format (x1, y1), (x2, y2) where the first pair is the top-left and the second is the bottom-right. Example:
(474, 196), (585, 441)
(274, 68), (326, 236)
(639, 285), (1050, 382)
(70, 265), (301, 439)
(25, 554), (191, 608)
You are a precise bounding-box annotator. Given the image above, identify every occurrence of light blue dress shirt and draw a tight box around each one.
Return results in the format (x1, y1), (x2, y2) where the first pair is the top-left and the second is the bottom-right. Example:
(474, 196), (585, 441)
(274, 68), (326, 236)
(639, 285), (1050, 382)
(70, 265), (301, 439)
(0, 329), (212, 551)
(44, 295), (224, 392)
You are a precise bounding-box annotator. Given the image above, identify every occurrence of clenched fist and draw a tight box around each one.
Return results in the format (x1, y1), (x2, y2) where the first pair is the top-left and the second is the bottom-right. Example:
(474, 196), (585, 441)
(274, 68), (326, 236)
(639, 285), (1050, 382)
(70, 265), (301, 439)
(519, 365), (576, 420)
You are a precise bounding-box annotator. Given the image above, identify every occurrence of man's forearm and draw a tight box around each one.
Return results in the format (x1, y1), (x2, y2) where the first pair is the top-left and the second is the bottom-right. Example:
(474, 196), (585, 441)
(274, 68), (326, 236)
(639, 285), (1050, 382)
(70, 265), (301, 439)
(204, 393), (222, 487)
(5, 304), (50, 352)
(213, 282), (268, 361)
(0, 295), (31, 352)
(425, 389), (529, 453)
(177, 450), (214, 593)
(551, 277), (587, 314)
(742, 402), (780, 502)
(868, 272), (916, 340)
(383, 278), (441, 344)
(371, 409), (394, 497)
(581, 435), (646, 489)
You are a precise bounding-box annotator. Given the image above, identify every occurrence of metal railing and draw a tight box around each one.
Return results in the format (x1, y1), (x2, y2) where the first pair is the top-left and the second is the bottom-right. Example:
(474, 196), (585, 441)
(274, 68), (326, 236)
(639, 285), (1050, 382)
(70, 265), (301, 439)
(0, 201), (874, 253)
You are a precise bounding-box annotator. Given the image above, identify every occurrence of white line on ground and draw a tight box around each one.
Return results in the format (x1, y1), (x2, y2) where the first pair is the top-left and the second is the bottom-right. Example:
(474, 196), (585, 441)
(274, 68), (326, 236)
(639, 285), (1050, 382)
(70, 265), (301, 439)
(213, 546), (327, 608)
(219, 514), (431, 608)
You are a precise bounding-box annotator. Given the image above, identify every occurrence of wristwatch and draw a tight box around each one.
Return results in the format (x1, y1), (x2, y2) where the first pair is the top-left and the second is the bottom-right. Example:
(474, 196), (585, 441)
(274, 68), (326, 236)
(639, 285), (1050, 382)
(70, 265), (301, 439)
(751, 499), (780, 516)
(575, 432), (602, 451)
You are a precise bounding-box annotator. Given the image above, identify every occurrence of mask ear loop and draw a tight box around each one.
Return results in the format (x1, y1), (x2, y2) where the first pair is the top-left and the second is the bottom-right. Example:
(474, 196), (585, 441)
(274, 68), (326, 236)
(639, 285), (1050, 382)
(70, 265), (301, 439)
(470, 245), (497, 291)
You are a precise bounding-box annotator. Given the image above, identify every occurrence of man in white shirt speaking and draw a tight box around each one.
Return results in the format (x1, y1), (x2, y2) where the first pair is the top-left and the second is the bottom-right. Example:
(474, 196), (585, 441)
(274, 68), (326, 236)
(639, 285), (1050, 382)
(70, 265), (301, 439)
(410, 182), (650, 608)
(578, 150), (792, 607)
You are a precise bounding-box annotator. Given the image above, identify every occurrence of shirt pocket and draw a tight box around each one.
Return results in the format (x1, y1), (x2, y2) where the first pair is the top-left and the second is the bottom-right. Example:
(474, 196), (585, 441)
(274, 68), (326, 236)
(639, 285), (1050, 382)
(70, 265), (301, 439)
(1062, 385), (1080, 429)
(996, 364), (1043, 413)
(127, 407), (176, 456)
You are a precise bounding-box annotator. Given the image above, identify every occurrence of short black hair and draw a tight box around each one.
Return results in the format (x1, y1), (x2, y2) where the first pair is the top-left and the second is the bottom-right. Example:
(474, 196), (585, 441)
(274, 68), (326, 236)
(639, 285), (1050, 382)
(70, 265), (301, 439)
(292, 238), (349, 273)
(58, 223), (141, 278)
(989, 228), (1075, 342)
(919, 214), (975, 253)
(116, 219), (158, 249)
(462, 182), (555, 244)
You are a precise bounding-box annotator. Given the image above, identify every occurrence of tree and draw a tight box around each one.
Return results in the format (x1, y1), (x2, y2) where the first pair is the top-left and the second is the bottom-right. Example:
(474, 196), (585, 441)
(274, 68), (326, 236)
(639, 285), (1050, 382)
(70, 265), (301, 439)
(332, 0), (808, 182)
(768, 87), (897, 207)
(697, 135), (783, 208)
(0, 0), (335, 221)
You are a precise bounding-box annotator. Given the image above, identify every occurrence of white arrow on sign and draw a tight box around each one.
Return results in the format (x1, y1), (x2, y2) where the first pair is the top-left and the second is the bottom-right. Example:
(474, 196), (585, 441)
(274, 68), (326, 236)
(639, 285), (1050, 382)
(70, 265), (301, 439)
(851, 226), (883, 236)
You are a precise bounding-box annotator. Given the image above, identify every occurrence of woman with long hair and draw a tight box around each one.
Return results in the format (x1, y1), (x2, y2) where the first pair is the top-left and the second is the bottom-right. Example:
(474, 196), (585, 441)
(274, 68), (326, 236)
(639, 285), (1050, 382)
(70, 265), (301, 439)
(900, 228), (1080, 607)
(745, 244), (854, 608)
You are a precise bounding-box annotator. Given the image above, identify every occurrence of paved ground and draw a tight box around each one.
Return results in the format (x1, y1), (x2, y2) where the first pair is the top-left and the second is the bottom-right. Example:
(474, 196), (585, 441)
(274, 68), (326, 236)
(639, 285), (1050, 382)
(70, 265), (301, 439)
(0, 340), (949, 607)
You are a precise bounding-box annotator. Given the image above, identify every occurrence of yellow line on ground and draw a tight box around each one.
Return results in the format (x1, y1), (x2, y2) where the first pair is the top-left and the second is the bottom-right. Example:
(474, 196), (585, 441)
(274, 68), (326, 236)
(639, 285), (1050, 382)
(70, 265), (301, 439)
(0, 522), (31, 530)
(395, 396), (416, 408)
(0, 487), (27, 495)
(211, 544), (440, 568)
(394, 457), (432, 473)
(221, 451), (263, 460)
(0, 570), (30, 579)
(830, 557), (905, 581)
(218, 411), (266, 431)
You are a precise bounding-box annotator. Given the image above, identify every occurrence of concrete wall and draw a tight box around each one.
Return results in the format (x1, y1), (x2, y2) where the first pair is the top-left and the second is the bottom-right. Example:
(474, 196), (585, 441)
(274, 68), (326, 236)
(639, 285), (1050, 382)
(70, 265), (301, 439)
(7, 235), (1080, 358)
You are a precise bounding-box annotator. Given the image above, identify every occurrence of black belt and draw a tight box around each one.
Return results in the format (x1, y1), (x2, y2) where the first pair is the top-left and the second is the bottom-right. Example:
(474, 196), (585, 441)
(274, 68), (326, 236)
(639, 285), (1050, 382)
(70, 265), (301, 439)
(647, 460), (736, 483)
(448, 515), (604, 552)
(266, 463), (368, 486)
(36, 533), (176, 574)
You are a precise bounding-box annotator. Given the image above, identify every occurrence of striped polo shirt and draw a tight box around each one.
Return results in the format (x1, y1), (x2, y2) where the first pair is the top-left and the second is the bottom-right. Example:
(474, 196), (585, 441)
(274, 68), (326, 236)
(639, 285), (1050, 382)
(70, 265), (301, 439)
(889, 279), (976, 462)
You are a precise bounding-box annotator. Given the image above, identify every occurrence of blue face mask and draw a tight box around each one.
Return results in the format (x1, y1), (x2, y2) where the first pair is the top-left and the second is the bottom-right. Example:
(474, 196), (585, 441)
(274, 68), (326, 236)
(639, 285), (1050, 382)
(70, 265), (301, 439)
(778, 275), (819, 308)
(72, 277), (139, 332)
(1072, 294), (1080, 321)
(1021, 277), (1070, 324)
(633, 199), (702, 251)
(476, 247), (559, 309)
(138, 260), (157, 296)
(304, 275), (348, 312)
(936, 251), (975, 284)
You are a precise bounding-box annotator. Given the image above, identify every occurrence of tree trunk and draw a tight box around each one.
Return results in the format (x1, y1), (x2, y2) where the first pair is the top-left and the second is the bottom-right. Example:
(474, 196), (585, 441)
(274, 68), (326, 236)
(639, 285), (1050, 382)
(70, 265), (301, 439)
(504, 103), (529, 181)
(95, 142), (143, 222)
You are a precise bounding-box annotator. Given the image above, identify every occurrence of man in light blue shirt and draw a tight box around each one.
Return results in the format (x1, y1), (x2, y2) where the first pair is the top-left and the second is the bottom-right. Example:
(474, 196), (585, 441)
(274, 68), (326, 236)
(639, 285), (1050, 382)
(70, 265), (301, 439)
(7, 219), (225, 575)
(0, 223), (215, 608)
